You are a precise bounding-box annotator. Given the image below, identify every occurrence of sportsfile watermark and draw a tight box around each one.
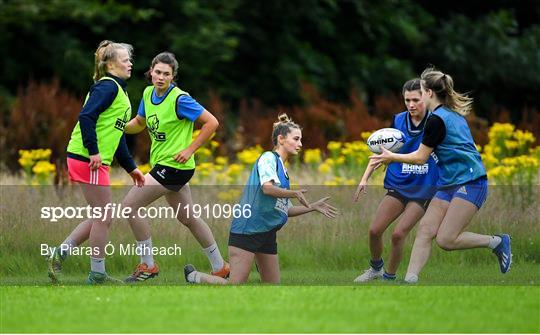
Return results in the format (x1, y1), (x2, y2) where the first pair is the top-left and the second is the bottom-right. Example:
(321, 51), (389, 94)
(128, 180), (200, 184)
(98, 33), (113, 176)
(40, 203), (252, 222)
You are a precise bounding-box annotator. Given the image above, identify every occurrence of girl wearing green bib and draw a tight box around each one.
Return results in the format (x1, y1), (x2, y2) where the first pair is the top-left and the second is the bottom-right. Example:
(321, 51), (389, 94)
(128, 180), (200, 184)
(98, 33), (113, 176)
(47, 40), (145, 285)
(122, 52), (229, 282)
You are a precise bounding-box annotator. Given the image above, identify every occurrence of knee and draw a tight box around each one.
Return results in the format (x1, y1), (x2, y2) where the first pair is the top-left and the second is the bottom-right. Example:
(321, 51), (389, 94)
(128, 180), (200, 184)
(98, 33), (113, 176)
(369, 227), (384, 239)
(416, 224), (436, 241)
(391, 230), (407, 245)
(436, 235), (455, 251)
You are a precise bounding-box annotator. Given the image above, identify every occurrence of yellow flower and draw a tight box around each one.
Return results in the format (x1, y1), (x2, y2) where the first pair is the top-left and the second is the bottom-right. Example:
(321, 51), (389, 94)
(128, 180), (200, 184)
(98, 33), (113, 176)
(32, 161), (56, 175)
(504, 140), (519, 151)
(327, 141), (342, 152)
(210, 141), (220, 149)
(335, 156), (346, 165)
(226, 163), (244, 178)
(318, 163), (331, 174)
(361, 131), (373, 141)
(237, 145), (263, 165)
(303, 148), (322, 164)
(215, 156), (229, 165)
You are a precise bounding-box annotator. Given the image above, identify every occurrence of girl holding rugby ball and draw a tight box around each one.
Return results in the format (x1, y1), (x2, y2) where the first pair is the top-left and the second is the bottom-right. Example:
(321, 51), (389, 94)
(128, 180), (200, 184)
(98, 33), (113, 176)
(370, 67), (512, 283)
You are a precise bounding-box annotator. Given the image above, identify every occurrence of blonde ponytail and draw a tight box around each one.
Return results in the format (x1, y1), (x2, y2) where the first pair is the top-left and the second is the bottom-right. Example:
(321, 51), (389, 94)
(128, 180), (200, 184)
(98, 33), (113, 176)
(421, 67), (473, 116)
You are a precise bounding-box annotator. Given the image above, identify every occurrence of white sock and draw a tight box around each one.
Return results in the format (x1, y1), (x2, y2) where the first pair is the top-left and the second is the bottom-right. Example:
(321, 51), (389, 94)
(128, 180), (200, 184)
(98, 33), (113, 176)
(59, 238), (77, 258)
(137, 238), (154, 267)
(90, 257), (105, 273)
(488, 235), (502, 249)
(203, 243), (224, 272)
(187, 270), (201, 283)
(404, 273), (418, 283)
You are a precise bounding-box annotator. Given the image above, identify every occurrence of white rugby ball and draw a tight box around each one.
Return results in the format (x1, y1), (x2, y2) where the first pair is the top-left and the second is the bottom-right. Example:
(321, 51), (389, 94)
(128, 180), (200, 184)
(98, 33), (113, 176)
(367, 128), (406, 154)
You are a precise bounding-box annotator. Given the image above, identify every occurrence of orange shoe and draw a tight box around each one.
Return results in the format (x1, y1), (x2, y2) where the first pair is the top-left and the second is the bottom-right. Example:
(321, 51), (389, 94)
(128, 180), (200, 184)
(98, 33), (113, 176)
(211, 262), (230, 278)
(124, 263), (159, 283)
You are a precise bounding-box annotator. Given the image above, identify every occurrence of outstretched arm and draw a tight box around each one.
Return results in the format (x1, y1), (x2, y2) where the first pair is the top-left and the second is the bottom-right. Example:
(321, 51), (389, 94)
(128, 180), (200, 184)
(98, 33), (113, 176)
(288, 196), (338, 218)
(262, 182), (309, 208)
(125, 115), (146, 134)
(353, 160), (383, 202)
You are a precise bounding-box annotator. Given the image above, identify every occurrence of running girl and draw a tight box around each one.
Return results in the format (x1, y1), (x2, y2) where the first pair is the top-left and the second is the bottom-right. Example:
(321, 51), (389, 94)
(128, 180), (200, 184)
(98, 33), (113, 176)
(121, 52), (229, 282)
(369, 67), (512, 283)
(353, 79), (438, 282)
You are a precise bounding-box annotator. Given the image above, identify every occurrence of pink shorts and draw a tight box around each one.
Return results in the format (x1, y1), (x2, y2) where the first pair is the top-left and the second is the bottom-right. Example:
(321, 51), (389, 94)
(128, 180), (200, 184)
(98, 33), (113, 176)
(67, 157), (110, 186)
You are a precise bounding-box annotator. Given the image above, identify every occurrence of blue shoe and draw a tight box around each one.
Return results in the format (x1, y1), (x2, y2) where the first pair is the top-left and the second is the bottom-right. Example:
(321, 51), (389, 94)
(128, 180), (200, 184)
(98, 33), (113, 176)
(492, 234), (512, 273)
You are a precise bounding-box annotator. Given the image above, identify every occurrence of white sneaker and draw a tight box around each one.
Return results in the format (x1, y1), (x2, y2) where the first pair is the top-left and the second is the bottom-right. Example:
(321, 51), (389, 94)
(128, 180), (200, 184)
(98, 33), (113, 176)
(354, 268), (384, 282)
(404, 273), (418, 284)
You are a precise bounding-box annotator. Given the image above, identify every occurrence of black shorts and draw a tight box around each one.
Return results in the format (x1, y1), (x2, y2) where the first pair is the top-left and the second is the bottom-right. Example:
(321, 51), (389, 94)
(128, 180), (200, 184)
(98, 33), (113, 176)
(228, 227), (281, 255)
(149, 164), (194, 192)
(386, 188), (431, 211)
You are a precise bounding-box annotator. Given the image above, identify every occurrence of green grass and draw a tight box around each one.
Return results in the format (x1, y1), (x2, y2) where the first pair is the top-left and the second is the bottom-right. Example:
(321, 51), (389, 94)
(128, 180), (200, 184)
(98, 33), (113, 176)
(1, 285), (539, 333)
(1, 185), (539, 332)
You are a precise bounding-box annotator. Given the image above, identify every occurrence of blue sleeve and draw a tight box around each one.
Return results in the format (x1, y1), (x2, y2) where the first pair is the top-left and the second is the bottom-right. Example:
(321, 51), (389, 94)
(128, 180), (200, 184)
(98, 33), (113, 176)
(390, 115), (396, 128)
(176, 95), (204, 122)
(79, 81), (118, 155)
(137, 99), (145, 118)
(114, 134), (137, 173)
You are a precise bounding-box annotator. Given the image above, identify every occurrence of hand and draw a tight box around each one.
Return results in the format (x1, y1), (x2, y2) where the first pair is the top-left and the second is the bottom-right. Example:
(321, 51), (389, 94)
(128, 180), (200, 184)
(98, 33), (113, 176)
(129, 168), (145, 187)
(369, 146), (393, 166)
(294, 189), (309, 208)
(173, 148), (194, 164)
(310, 196), (338, 218)
(88, 154), (102, 171)
(353, 181), (368, 202)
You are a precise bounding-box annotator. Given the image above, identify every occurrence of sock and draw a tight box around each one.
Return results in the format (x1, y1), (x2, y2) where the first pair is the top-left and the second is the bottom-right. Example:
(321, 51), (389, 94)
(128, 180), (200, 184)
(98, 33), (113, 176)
(203, 243), (224, 272)
(383, 272), (396, 280)
(369, 259), (384, 271)
(137, 238), (154, 267)
(187, 270), (201, 283)
(90, 257), (105, 273)
(59, 238), (77, 259)
(488, 235), (502, 249)
(404, 273), (418, 283)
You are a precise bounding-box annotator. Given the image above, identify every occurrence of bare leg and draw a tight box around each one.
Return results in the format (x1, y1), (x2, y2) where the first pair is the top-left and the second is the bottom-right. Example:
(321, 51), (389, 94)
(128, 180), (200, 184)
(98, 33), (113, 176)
(435, 197), (490, 250)
(195, 246), (253, 284)
(122, 174), (171, 241)
(387, 202), (425, 274)
(80, 184), (112, 260)
(166, 184), (216, 248)
(255, 253), (280, 283)
(405, 198), (448, 277)
(368, 195), (405, 261)
(64, 219), (93, 246)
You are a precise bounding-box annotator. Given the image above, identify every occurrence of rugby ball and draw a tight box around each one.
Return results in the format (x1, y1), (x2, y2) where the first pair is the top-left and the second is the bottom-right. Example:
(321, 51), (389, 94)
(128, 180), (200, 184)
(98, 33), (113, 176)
(367, 128), (406, 154)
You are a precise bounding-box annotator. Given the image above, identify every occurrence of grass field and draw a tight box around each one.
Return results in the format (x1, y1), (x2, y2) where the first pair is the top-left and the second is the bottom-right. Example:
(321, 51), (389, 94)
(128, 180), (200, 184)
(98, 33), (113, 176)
(1, 283), (539, 333)
(1, 185), (539, 333)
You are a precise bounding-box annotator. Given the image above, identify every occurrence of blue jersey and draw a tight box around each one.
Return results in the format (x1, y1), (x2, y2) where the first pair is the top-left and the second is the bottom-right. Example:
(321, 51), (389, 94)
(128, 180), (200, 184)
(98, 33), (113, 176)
(384, 111), (438, 199)
(230, 152), (290, 234)
(137, 84), (204, 122)
(432, 106), (486, 187)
